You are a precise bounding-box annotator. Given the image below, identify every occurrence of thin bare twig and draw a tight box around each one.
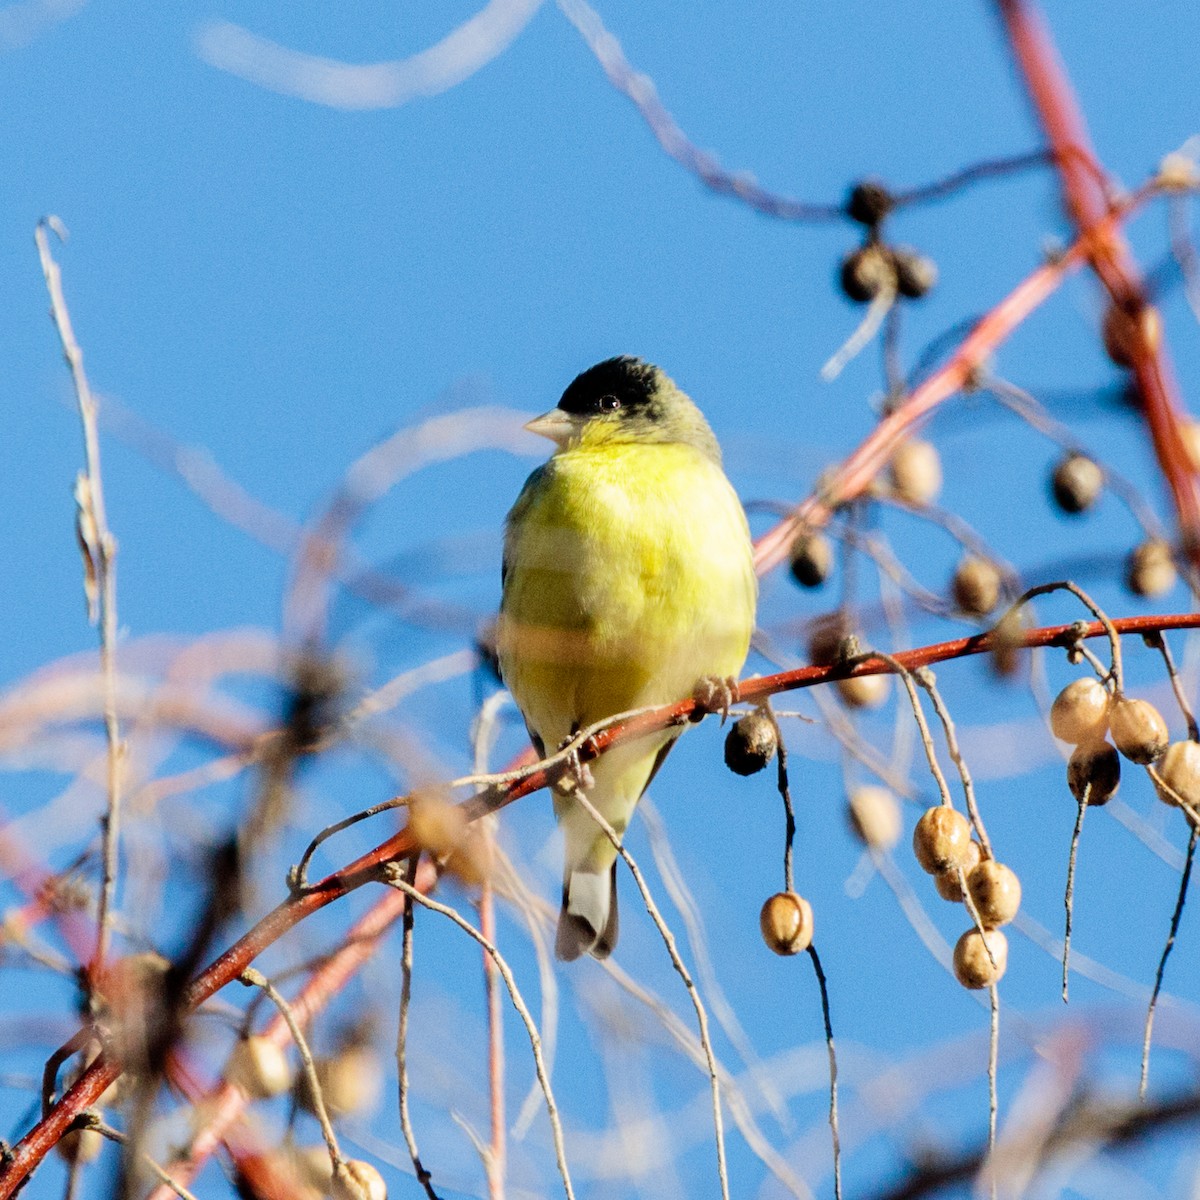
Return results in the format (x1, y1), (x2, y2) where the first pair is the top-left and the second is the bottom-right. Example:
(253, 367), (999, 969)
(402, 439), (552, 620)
(1062, 794), (1088, 1002)
(1140, 824), (1199, 1099)
(35, 219), (124, 978)
(807, 946), (842, 1200)
(570, 790), (730, 1200)
(382, 868), (576, 1200)
(1143, 631), (1200, 741)
(84, 1119), (199, 1200)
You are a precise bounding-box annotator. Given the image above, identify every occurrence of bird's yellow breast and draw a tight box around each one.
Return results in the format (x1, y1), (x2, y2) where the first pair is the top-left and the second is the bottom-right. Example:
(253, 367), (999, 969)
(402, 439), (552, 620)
(498, 439), (756, 747)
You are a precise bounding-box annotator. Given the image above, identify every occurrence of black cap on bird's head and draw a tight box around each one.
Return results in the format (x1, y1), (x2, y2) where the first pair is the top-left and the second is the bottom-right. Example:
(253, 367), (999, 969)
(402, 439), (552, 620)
(525, 356), (720, 461)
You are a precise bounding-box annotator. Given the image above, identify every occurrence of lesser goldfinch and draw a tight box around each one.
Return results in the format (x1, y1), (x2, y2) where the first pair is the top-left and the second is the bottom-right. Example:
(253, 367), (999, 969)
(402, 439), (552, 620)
(498, 357), (757, 960)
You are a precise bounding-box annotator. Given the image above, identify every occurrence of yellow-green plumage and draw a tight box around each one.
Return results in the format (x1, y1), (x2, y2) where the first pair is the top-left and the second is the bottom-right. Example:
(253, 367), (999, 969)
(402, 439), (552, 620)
(498, 358), (756, 960)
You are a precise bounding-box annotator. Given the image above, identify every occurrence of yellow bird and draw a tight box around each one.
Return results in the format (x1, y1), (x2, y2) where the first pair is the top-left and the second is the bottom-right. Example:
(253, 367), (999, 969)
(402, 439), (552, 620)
(498, 357), (757, 960)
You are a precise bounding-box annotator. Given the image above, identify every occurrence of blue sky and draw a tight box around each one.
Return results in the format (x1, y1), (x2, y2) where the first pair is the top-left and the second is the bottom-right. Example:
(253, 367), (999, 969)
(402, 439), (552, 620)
(3, 3), (1200, 1197)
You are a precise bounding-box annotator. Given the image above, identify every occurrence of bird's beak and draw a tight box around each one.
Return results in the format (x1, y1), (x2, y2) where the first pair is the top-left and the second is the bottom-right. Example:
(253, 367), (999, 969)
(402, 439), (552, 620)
(524, 409), (579, 448)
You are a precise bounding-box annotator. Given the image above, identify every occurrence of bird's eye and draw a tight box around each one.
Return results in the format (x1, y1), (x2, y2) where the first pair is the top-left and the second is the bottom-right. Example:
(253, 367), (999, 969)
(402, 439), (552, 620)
(598, 395), (621, 412)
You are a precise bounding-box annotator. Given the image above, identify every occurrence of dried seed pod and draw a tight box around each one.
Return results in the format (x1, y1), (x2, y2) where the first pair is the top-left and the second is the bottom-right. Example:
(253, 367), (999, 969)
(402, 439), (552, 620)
(1049, 677), (1110, 744)
(989, 606), (1028, 679)
(409, 792), (491, 885)
(1051, 453), (1103, 515)
(759, 891), (814, 956)
(292, 1144), (336, 1192)
(934, 840), (982, 902)
(953, 927), (1008, 989)
(836, 672), (890, 710)
(226, 1036), (292, 1100)
(1109, 696), (1169, 765)
(1125, 538), (1176, 598)
(846, 179), (894, 226)
(789, 532), (833, 589)
(724, 710), (778, 776)
(301, 1046), (385, 1118)
(951, 555), (1002, 617)
(840, 243), (895, 303)
(846, 786), (902, 850)
(889, 438), (943, 505)
(57, 1126), (105, 1165)
(891, 247), (938, 299)
(807, 611), (852, 667)
(1067, 739), (1120, 806)
(1153, 740), (1200, 809)
(1102, 302), (1161, 369)
(967, 861), (1022, 928)
(1159, 152), (1200, 191)
(912, 806), (974, 875)
(332, 1159), (388, 1200)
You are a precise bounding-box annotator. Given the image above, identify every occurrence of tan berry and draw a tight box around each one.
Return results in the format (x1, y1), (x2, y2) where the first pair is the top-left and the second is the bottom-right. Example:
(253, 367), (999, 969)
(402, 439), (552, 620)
(1049, 677), (1110, 744)
(56, 1126), (104, 1165)
(953, 927), (1008, 989)
(759, 892), (814, 956)
(409, 792), (491, 886)
(967, 861), (1022, 928)
(836, 672), (890, 710)
(1153, 740), (1200, 809)
(989, 607), (1028, 679)
(846, 786), (902, 850)
(292, 1144), (336, 1192)
(724, 710), (778, 776)
(840, 243), (894, 303)
(889, 438), (942, 506)
(1109, 696), (1169, 765)
(312, 1046), (385, 1117)
(891, 247), (938, 299)
(951, 555), (1002, 617)
(1158, 152), (1200, 191)
(225, 1035), (292, 1100)
(912, 806), (974, 875)
(1067, 739), (1121, 806)
(1125, 538), (1176, 598)
(934, 840), (983, 902)
(1051, 453), (1102, 515)
(789, 532), (833, 589)
(333, 1159), (388, 1200)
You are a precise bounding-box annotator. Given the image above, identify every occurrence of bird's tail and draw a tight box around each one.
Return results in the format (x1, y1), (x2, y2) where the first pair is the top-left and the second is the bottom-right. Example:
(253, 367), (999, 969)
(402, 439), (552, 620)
(556, 864), (619, 961)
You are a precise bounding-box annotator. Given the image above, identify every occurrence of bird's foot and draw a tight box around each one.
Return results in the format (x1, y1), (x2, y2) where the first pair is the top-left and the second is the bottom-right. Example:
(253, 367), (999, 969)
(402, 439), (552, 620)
(554, 739), (595, 795)
(690, 675), (740, 724)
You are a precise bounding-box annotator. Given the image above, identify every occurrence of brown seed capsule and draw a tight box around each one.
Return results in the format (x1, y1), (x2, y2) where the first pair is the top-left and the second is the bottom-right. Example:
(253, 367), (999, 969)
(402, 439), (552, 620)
(847, 786), (902, 850)
(1109, 696), (1169, 765)
(889, 438), (942, 505)
(989, 607), (1028, 679)
(840, 243), (895, 303)
(1049, 677), (1110, 744)
(56, 1126), (105, 1165)
(891, 247), (938, 299)
(789, 532), (833, 589)
(759, 891), (814, 956)
(724, 710), (778, 776)
(1125, 538), (1176, 598)
(292, 1144), (337, 1192)
(332, 1159), (388, 1200)
(846, 179), (894, 226)
(912, 806), (974, 875)
(1153, 740), (1200, 809)
(1102, 302), (1161, 369)
(953, 927), (1008, 989)
(225, 1036), (292, 1099)
(836, 672), (890, 710)
(409, 792), (491, 885)
(933, 840), (983, 902)
(1051, 453), (1103, 515)
(951, 556), (1002, 617)
(967, 861), (1022, 928)
(301, 1046), (385, 1118)
(1067, 739), (1121, 806)
(807, 611), (852, 667)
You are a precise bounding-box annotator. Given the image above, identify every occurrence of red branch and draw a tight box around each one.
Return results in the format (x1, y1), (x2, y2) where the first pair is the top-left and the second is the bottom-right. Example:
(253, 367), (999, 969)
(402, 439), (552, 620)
(5, 609), (1200, 1197)
(996, 0), (1200, 556)
(753, 190), (1153, 575)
